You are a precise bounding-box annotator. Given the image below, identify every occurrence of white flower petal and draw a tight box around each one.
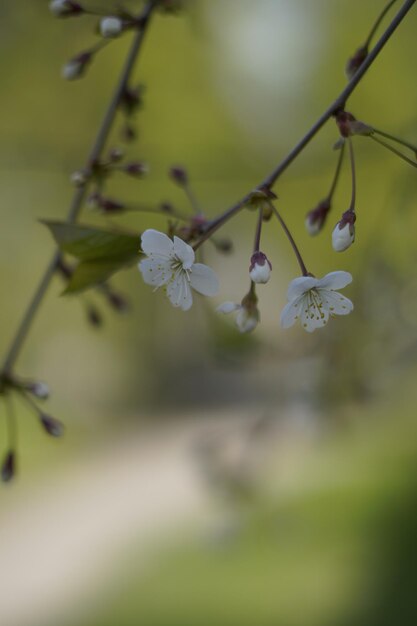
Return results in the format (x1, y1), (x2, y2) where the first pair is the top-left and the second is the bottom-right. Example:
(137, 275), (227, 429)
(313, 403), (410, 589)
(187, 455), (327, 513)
(317, 271), (353, 291)
(320, 290), (354, 315)
(138, 258), (172, 287)
(332, 222), (354, 252)
(287, 276), (319, 301)
(299, 291), (329, 332)
(141, 229), (174, 258)
(189, 263), (219, 296)
(167, 275), (193, 311)
(280, 297), (303, 329)
(173, 236), (195, 269)
(217, 301), (240, 314)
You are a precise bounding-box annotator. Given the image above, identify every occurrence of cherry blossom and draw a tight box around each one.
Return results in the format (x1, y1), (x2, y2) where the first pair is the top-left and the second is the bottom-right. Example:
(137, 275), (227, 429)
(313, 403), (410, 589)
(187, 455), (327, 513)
(280, 271), (353, 332)
(138, 229), (218, 310)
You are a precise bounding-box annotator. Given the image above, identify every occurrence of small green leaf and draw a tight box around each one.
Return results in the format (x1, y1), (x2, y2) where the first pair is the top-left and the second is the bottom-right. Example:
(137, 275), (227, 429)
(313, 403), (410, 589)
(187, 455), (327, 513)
(42, 221), (139, 263)
(63, 259), (136, 294)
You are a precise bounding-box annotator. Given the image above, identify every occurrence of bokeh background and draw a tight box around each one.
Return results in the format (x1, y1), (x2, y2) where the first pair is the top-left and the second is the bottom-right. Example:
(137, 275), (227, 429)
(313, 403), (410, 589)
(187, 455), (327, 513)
(1, 1), (417, 625)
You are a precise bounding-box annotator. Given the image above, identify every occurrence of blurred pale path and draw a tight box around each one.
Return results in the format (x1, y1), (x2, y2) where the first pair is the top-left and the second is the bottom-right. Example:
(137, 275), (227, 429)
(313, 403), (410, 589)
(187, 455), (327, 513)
(0, 421), (210, 626)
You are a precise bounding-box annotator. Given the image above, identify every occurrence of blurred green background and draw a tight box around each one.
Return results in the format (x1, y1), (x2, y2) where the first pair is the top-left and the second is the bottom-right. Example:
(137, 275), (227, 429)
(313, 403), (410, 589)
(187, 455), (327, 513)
(1, 1), (417, 625)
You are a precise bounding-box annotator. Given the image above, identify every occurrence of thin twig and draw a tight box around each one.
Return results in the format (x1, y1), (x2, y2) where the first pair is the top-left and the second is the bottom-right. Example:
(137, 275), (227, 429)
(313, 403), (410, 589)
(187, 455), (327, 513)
(327, 142), (345, 201)
(370, 134), (417, 168)
(348, 138), (357, 212)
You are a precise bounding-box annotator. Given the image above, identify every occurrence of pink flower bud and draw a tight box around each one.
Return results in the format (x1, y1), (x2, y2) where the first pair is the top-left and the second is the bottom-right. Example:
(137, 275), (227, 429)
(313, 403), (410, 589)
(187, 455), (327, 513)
(40, 414), (65, 438)
(49, 0), (83, 17)
(169, 166), (188, 185)
(345, 46), (368, 80)
(249, 251), (272, 284)
(305, 199), (331, 236)
(1, 451), (15, 483)
(61, 51), (92, 81)
(332, 210), (356, 252)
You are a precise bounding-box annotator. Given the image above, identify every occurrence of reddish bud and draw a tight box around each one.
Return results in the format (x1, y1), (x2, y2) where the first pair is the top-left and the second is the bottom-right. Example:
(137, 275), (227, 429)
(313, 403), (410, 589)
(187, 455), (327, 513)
(49, 0), (84, 17)
(169, 166), (188, 185)
(40, 414), (65, 438)
(305, 199), (331, 236)
(87, 306), (103, 327)
(107, 291), (129, 313)
(108, 147), (124, 163)
(123, 162), (148, 177)
(61, 51), (92, 81)
(335, 110), (356, 138)
(249, 251), (272, 284)
(345, 46), (368, 80)
(1, 451), (15, 483)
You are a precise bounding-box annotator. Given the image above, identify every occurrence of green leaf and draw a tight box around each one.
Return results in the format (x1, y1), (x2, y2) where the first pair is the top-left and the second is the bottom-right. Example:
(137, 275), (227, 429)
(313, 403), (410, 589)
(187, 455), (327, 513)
(63, 258), (137, 294)
(42, 221), (139, 263)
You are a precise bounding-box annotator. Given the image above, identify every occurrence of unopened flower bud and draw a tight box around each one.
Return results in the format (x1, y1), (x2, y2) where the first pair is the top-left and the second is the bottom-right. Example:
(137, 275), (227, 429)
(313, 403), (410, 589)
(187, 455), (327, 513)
(61, 51), (92, 81)
(1, 450), (15, 483)
(305, 199), (331, 236)
(100, 16), (123, 38)
(121, 85), (144, 115)
(26, 381), (50, 400)
(49, 0), (83, 17)
(123, 162), (148, 177)
(158, 0), (183, 13)
(40, 414), (64, 438)
(70, 169), (88, 187)
(121, 124), (137, 142)
(335, 110), (357, 138)
(107, 290), (129, 313)
(108, 147), (124, 162)
(100, 197), (125, 213)
(345, 46), (368, 80)
(86, 305), (103, 327)
(169, 166), (188, 186)
(249, 251), (272, 284)
(332, 210), (356, 252)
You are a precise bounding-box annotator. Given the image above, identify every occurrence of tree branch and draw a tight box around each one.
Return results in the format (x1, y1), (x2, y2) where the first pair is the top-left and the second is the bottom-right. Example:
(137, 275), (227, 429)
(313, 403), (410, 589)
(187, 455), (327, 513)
(197, 0), (415, 245)
(1, 0), (157, 376)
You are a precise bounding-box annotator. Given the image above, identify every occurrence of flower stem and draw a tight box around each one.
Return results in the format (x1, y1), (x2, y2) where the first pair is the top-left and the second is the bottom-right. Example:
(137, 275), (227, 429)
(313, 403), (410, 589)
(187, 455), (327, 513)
(4, 393), (17, 450)
(364, 0), (399, 48)
(372, 127), (417, 153)
(348, 137), (356, 212)
(0, 0), (157, 377)
(253, 207), (263, 252)
(270, 203), (309, 277)
(370, 134), (417, 168)
(184, 183), (202, 216)
(328, 142), (345, 202)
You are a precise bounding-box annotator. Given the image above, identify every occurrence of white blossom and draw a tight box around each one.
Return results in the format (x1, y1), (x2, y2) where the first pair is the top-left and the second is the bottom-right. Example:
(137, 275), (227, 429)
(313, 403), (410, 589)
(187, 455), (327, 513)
(138, 229), (218, 311)
(280, 271), (353, 333)
(217, 300), (259, 333)
(100, 16), (123, 38)
(332, 221), (355, 252)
